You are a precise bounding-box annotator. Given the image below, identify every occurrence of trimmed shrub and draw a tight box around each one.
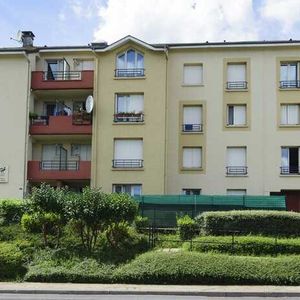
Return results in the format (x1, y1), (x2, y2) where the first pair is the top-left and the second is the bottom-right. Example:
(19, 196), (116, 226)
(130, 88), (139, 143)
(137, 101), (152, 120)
(183, 235), (300, 256)
(134, 216), (149, 233)
(113, 251), (300, 285)
(0, 242), (26, 279)
(0, 199), (26, 225)
(197, 210), (300, 236)
(177, 215), (198, 241)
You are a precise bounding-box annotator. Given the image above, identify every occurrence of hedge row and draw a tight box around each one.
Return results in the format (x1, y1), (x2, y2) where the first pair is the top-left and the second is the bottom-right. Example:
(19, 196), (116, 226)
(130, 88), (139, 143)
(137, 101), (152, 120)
(0, 199), (26, 225)
(25, 251), (300, 285)
(0, 242), (27, 279)
(197, 210), (300, 236)
(183, 235), (300, 256)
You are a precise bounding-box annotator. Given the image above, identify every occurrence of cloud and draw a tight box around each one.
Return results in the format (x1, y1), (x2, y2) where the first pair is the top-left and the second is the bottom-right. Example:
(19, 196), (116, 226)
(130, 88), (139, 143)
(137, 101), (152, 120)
(93, 0), (258, 43)
(68, 0), (100, 19)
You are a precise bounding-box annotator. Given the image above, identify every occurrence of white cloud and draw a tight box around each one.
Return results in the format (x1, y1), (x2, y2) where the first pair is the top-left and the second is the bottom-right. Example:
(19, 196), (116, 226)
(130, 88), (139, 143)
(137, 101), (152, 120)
(93, 0), (258, 43)
(260, 0), (300, 34)
(68, 0), (100, 19)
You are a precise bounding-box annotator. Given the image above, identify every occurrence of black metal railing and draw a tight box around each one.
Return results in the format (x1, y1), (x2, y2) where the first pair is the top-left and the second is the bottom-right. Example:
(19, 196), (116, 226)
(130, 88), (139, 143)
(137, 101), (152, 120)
(114, 113), (144, 123)
(226, 166), (248, 175)
(30, 116), (49, 125)
(279, 80), (300, 89)
(112, 159), (143, 168)
(280, 166), (300, 174)
(115, 68), (145, 77)
(43, 71), (81, 81)
(40, 160), (79, 171)
(226, 81), (247, 89)
(182, 124), (203, 132)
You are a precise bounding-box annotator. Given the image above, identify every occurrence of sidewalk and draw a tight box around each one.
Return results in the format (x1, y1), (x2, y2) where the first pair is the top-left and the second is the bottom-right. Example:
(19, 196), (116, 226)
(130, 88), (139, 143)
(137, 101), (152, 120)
(0, 283), (300, 297)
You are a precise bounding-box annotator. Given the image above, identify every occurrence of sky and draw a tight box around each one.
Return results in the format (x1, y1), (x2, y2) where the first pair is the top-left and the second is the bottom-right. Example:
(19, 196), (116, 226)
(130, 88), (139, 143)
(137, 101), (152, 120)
(1, 0), (300, 47)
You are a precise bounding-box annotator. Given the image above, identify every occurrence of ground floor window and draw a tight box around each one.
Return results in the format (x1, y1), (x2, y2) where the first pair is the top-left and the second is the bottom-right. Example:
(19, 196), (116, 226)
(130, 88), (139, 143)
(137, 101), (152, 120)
(182, 188), (201, 195)
(226, 189), (246, 196)
(113, 184), (142, 196)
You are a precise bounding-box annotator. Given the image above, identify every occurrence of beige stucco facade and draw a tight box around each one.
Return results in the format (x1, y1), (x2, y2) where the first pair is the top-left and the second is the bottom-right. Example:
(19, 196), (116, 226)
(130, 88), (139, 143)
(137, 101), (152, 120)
(1, 35), (300, 205)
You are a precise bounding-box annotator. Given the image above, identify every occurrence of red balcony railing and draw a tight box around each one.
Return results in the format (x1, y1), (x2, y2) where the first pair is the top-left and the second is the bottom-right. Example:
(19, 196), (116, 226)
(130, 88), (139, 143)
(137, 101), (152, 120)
(29, 115), (92, 135)
(27, 160), (91, 181)
(31, 70), (94, 90)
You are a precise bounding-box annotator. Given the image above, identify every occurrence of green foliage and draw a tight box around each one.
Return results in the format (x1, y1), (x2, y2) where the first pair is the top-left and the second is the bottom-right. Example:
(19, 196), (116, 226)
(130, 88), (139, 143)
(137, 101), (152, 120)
(154, 233), (183, 249)
(113, 251), (300, 285)
(177, 215), (198, 241)
(0, 242), (27, 279)
(0, 199), (26, 225)
(105, 222), (130, 249)
(65, 188), (138, 252)
(183, 235), (300, 256)
(134, 216), (149, 233)
(197, 210), (300, 236)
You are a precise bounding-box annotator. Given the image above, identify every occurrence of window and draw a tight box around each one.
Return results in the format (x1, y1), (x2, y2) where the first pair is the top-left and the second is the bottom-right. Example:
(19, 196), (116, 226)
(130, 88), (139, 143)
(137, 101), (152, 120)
(116, 49), (144, 77)
(45, 59), (74, 80)
(281, 147), (300, 174)
(182, 189), (201, 195)
(71, 144), (91, 161)
(183, 147), (202, 169)
(226, 63), (247, 89)
(226, 147), (247, 175)
(227, 105), (246, 126)
(182, 106), (203, 132)
(280, 62), (299, 88)
(44, 102), (66, 116)
(74, 59), (94, 70)
(281, 104), (300, 125)
(183, 64), (203, 85)
(113, 139), (143, 168)
(115, 94), (144, 122)
(113, 184), (142, 196)
(227, 189), (246, 196)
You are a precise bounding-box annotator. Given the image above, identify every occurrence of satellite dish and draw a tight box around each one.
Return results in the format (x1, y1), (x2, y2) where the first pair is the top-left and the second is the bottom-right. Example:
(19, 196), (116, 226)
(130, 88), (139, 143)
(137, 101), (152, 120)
(16, 30), (22, 41)
(85, 95), (94, 113)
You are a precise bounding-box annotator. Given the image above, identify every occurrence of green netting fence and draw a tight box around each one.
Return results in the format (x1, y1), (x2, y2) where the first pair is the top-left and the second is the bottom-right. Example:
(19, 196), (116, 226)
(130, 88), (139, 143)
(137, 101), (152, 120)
(134, 195), (286, 227)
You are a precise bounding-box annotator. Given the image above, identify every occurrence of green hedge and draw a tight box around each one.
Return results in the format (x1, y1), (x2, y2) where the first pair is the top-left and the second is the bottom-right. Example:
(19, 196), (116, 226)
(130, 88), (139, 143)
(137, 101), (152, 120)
(0, 199), (26, 225)
(197, 210), (300, 236)
(113, 251), (300, 285)
(0, 242), (26, 279)
(177, 215), (198, 241)
(183, 235), (300, 256)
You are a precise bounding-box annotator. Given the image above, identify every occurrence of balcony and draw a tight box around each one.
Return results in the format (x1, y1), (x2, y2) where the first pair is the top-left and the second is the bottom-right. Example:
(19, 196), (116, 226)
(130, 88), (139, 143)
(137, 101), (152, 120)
(27, 160), (91, 181)
(31, 70), (94, 90)
(279, 80), (300, 89)
(112, 159), (143, 168)
(29, 114), (92, 135)
(226, 166), (248, 176)
(182, 124), (203, 132)
(115, 68), (145, 78)
(280, 166), (300, 175)
(226, 81), (248, 90)
(114, 113), (144, 123)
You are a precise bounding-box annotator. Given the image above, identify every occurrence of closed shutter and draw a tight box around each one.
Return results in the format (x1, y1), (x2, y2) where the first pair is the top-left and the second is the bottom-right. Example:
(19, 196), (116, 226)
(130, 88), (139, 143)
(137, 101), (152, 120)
(234, 106), (246, 125)
(183, 65), (203, 85)
(227, 147), (246, 167)
(227, 64), (246, 82)
(183, 106), (202, 125)
(114, 139), (143, 159)
(183, 148), (202, 168)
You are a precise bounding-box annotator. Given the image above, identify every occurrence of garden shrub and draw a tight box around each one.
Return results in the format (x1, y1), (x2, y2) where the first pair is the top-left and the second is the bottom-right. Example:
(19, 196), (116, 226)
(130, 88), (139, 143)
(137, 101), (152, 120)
(197, 210), (300, 236)
(0, 242), (26, 279)
(113, 251), (300, 285)
(182, 235), (300, 256)
(177, 215), (198, 241)
(0, 199), (26, 225)
(134, 216), (149, 233)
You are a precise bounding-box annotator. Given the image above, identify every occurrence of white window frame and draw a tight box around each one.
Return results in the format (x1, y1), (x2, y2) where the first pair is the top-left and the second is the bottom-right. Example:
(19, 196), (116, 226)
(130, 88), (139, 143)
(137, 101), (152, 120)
(227, 104), (247, 126)
(280, 104), (300, 125)
(113, 184), (142, 196)
(116, 49), (144, 69)
(226, 147), (247, 175)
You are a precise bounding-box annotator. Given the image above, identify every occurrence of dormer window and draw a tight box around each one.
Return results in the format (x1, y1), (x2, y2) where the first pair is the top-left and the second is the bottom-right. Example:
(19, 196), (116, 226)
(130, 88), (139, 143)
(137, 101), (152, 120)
(115, 49), (144, 77)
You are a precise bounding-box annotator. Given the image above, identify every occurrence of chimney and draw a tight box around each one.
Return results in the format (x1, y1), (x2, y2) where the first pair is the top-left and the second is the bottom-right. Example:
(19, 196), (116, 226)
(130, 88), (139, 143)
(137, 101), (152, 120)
(21, 31), (35, 47)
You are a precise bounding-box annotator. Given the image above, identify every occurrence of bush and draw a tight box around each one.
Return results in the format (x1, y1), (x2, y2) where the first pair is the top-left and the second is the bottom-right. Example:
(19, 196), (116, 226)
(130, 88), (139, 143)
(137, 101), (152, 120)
(197, 210), (300, 236)
(0, 242), (26, 279)
(183, 235), (300, 256)
(113, 251), (300, 285)
(0, 199), (26, 225)
(134, 216), (149, 233)
(177, 215), (198, 241)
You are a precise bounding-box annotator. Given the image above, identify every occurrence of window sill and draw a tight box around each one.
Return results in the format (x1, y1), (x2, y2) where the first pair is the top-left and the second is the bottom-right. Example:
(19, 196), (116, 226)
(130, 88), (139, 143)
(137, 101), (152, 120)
(181, 84), (204, 87)
(279, 88), (300, 91)
(181, 131), (203, 135)
(112, 168), (144, 171)
(225, 88), (249, 92)
(114, 76), (146, 80)
(181, 167), (203, 171)
(113, 122), (145, 125)
(279, 124), (300, 128)
(225, 125), (248, 128)
(280, 174), (300, 177)
(226, 174), (248, 177)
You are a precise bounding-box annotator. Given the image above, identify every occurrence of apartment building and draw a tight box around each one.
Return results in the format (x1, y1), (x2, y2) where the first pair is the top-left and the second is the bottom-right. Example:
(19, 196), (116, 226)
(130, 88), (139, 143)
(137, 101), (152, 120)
(1, 31), (300, 211)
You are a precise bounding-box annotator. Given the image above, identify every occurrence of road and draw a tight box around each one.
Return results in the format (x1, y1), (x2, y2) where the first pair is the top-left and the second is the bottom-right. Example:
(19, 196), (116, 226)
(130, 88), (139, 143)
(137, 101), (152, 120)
(0, 295), (298, 300)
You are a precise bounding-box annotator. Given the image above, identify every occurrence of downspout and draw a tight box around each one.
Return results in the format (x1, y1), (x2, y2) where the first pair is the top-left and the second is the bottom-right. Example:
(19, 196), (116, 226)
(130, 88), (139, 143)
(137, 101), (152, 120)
(22, 51), (31, 198)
